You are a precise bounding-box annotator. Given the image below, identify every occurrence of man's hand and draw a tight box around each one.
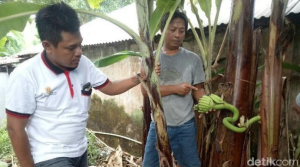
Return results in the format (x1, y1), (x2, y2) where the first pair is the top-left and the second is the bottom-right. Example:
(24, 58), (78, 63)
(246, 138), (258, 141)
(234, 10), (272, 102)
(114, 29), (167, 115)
(155, 63), (161, 76)
(175, 82), (198, 96)
(136, 73), (147, 83)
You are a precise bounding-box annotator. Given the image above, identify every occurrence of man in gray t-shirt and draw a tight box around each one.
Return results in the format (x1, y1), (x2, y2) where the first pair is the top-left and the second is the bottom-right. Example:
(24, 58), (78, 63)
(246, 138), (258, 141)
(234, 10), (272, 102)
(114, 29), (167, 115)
(159, 47), (205, 126)
(142, 10), (205, 167)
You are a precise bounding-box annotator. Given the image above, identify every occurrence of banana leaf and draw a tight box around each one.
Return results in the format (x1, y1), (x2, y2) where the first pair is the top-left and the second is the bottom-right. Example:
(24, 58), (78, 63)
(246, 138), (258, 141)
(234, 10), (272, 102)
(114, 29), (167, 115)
(87, 0), (104, 9)
(0, 2), (44, 39)
(282, 62), (300, 73)
(93, 51), (141, 67)
(149, 0), (175, 39)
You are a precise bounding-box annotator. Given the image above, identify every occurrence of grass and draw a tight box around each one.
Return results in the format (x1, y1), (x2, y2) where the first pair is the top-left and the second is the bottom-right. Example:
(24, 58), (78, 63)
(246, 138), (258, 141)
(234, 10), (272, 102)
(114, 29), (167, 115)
(0, 121), (13, 160)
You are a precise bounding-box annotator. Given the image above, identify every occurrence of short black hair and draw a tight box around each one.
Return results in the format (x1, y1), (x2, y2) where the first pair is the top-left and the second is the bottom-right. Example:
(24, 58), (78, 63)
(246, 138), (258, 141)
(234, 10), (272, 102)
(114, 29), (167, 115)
(35, 2), (80, 47)
(160, 10), (188, 32)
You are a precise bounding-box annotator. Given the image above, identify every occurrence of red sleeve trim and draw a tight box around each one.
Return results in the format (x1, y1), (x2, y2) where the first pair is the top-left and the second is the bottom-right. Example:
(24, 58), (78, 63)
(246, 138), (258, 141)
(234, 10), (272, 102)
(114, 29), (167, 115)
(94, 79), (110, 90)
(6, 109), (31, 119)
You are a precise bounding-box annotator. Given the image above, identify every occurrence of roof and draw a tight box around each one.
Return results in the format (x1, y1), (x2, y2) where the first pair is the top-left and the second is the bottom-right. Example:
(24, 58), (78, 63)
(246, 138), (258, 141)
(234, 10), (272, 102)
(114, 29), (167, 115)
(3, 0), (300, 60)
(80, 0), (300, 45)
(0, 54), (34, 66)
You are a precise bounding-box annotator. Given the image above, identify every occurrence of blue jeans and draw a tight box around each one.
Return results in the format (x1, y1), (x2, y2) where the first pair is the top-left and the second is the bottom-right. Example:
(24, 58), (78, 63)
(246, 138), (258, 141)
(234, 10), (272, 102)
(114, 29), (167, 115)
(143, 118), (201, 167)
(34, 150), (88, 167)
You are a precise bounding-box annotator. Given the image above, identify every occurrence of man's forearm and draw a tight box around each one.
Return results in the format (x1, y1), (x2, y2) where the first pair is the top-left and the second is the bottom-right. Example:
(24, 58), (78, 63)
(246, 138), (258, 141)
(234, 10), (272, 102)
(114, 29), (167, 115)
(8, 130), (34, 167)
(105, 76), (139, 95)
(160, 85), (177, 97)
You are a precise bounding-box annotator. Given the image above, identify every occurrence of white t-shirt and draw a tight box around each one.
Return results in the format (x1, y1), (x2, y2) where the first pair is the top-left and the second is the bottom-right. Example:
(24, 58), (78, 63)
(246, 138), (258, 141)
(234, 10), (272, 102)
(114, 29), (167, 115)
(5, 51), (108, 163)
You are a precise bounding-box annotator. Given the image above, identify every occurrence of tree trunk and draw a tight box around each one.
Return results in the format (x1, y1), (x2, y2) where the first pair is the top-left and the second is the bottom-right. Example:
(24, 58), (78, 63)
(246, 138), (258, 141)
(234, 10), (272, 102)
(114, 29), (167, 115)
(142, 96), (151, 159)
(259, 0), (288, 164)
(211, 0), (256, 166)
(135, 0), (173, 166)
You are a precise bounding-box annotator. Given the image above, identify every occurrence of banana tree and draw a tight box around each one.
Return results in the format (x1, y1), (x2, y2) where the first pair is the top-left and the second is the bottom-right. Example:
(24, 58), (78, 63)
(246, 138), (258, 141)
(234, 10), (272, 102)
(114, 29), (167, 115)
(134, 0), (185, 165)
(260, 0), (291, 162)
(210, 0), (257, 166)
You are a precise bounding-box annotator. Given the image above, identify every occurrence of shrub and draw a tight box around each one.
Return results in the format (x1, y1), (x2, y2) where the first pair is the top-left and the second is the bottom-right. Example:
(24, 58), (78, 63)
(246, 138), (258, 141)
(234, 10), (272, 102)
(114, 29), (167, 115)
(87, 94), (143, 156)
(0, 121), (13, 160)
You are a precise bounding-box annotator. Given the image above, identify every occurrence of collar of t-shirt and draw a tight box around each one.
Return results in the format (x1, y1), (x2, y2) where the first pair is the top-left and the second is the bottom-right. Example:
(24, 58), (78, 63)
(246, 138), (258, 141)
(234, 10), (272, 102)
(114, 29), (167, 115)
(41, 50), (76, 74)
(41, 50), (77, 98)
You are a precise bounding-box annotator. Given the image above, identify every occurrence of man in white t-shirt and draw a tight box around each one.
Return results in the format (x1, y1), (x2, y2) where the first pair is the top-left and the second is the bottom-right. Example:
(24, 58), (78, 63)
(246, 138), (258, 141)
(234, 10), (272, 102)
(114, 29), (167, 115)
(5, 2), (145, 167)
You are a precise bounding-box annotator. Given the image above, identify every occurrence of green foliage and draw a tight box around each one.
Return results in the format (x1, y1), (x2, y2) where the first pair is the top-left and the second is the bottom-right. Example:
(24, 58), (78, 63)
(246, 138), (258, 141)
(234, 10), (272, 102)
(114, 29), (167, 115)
(131, 109), (143, 124)
(283, 62), (300, 73)
(0, 2), (44, 40)
(94, 51), (141, 67)
(97, 0), (134, 13)
(87, 0), (103, 9)
(87, 94), (142, 156)
(198, 0), (211, 19)
(0, 121), (13, 160)
(86, 130), (104, 166)
(0, 0), (135, 56)
(0, 30), (26, 57)
(0, 37), (8, 57)
(149, 0), (176, 39)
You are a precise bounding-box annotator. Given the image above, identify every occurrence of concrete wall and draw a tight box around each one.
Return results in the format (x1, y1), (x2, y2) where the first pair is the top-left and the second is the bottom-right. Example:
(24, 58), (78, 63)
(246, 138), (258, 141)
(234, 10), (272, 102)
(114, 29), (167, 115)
(81, 34), (226, 115)
(83, 40), (143, 114)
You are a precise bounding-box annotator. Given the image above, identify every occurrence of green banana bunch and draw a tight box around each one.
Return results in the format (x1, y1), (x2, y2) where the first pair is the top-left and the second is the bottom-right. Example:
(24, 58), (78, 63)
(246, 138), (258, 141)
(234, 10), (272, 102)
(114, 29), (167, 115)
(194, 94), (261, 133)
(194, 94), (224, 113)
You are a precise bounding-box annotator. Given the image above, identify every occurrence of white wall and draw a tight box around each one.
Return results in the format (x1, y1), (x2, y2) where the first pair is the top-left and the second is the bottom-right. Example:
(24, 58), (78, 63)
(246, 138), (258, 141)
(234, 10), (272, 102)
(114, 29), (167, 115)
(0, 72), (8, 125)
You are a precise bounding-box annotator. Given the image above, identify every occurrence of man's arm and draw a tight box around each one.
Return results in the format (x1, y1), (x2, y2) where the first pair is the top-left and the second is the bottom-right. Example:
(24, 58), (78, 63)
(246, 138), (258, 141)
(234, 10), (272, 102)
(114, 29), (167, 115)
(99, 75), (141, 95)
(192, 83), (206, 102)
(140, 62), (197, 97)
(160, 83), (198, 97)
(7, 113), (34, 167)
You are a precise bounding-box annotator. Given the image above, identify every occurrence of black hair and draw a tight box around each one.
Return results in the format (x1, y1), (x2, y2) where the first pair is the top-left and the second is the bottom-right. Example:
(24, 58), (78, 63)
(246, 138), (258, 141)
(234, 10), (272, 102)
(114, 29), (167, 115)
(160, 10), (188, 32)
(35, 2), (80, 47)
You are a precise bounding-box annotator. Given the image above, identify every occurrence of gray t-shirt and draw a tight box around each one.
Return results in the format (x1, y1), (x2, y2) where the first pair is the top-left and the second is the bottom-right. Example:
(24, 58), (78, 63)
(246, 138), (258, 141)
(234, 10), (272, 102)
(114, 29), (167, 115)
(158, 47), (205, 126)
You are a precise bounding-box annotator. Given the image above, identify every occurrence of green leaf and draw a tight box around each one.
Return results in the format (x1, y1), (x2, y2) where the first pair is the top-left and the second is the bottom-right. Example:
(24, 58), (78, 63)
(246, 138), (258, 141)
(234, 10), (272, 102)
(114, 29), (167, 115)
(215, 0), (222, 9)
(179, 0), (185, 9)
(87, 0), (104, 9)
(0, 2), (44, 39)
(94, 51), (141, 67)
(191, 1), (198, 15)
(282, 62), (300, 73)
(0, 37), (7, 48)
(232, 0), (242, 23)
(0, 51), (9, 57)
(7, 31), (24, 50)
(198, 0), (211, 19)
(149, 0), (175, 39)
